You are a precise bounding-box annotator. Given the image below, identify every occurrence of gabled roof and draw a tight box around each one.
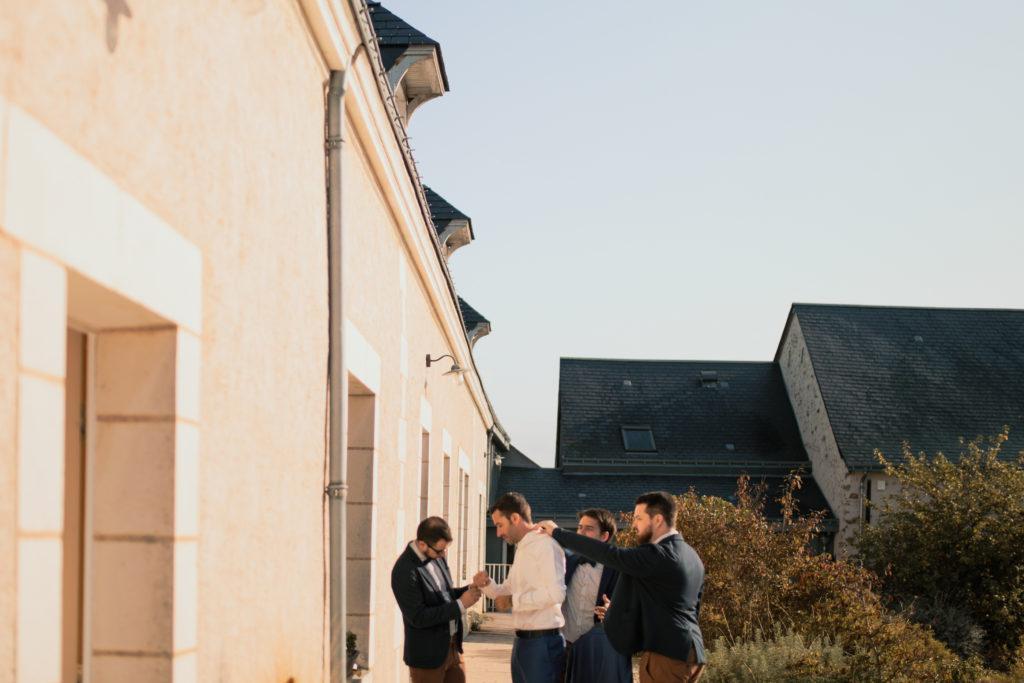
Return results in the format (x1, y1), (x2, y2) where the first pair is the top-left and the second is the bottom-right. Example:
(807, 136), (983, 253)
(424, 186), (473, 235)
(556, 359), (811, 471)
(786, 304), (1024, 471)
(366, 3), (450, 90)
(499, 445), (540, 469)
(495, 468), (833, 524)
(458, 297), (489, 331)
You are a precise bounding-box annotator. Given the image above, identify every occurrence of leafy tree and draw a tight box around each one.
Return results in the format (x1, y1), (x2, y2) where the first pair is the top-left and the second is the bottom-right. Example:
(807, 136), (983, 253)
(616, 475), (967, 681)
(855, 429), (1024, 670)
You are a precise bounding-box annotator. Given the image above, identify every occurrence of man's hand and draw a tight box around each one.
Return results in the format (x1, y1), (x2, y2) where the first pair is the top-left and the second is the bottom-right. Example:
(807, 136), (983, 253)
(459, 586), (482, 609)
(594, 593), (611, 621)
(537, 520), (558, 536)
(495, 595), (513, 612)
(472, 570), (491, 588)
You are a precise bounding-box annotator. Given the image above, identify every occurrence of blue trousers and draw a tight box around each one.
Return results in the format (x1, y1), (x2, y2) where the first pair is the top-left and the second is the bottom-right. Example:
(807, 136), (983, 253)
(511, 632), (565, 683)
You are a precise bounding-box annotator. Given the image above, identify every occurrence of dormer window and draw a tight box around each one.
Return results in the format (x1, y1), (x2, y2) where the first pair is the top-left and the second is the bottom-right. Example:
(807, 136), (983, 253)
(367, 3), (450, 126)
(699, 370), (719, 387)
(424, 186), (474, 260)
(621, 426), (656, 452)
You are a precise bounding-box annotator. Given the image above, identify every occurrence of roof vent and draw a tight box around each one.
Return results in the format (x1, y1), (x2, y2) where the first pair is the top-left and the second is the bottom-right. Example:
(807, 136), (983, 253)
(699, 370), (719, 387)
(913, 335), (924, 343)
(622, 379), (633, 387)
(577, 493), (587, 499)
(725, 443), (735, 451)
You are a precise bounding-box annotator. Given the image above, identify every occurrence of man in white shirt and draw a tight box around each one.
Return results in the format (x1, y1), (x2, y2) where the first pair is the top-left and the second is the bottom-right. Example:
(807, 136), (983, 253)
(472, 492), (566, 683)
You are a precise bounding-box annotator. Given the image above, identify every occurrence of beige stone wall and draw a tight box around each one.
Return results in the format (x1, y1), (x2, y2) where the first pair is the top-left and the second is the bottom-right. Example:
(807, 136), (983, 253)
(0, 235), (19, 683)
(1, 2), (494, 681)
(777, 315), (862, 556)
(342, 111), (492, 682)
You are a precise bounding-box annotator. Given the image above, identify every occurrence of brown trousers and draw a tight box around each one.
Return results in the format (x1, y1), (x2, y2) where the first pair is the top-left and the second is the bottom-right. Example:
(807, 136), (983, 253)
(409, 639), (466, 683)
(638, 649), (704, 683)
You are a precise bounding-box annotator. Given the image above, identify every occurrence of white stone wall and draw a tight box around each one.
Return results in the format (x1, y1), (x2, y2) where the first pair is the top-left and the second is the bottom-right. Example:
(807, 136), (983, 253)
(777, 315), (863, 557)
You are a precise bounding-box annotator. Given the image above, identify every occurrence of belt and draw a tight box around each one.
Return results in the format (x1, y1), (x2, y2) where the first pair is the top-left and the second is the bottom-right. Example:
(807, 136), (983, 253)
(515, 628), (561, 639)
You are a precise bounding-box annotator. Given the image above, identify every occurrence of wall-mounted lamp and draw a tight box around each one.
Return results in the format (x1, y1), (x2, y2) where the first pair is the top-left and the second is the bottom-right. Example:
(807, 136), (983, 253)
(426, 353), (467, 378)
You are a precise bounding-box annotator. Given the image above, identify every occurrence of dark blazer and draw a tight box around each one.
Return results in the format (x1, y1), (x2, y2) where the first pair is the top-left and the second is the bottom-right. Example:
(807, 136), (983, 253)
(390, 544), (469, 669)
(565, 552), (620, 626)
(553, 528), (705, 663)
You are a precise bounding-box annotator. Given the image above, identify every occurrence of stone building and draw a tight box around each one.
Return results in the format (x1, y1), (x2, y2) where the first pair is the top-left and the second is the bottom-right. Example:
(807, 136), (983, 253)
(490, 304), (1023, 562)
(1, 2), (506, 682)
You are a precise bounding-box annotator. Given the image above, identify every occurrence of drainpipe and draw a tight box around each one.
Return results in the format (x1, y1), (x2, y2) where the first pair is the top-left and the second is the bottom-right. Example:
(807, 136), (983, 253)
(326, 69), (349, 683)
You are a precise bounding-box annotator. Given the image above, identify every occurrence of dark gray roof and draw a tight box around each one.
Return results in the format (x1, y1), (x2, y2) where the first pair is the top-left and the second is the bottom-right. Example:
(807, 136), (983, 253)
(423, 186), (472, 234)
(500, 445), (540, 469)
(496, 468), (833, 523)
(556, 359), (811, 472)
(458, 297), (489, 330)
(788, 304), (1024, 471)
(366, 3), (450, 90)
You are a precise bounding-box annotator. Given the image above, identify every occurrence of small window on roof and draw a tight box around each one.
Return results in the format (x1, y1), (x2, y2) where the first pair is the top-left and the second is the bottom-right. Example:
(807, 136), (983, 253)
(621, 426), (656, 452)
(699, 370), (719, 387)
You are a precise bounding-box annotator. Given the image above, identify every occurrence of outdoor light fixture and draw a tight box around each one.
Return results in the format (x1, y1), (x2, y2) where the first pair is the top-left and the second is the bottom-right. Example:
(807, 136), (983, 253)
(426, 353), (467, 378)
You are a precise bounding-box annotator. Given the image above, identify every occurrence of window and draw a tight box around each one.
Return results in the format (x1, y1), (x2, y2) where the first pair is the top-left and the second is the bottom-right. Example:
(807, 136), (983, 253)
(621, 426), (656, 452)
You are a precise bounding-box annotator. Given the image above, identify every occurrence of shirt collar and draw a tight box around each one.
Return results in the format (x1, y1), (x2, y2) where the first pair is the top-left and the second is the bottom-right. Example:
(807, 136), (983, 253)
(409, 540), (428, 563)
(652, 530), (679, 545)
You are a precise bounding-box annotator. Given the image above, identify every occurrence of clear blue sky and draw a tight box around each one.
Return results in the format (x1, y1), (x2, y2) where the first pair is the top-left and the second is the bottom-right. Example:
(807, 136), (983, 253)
(386, 1), (1024, 467)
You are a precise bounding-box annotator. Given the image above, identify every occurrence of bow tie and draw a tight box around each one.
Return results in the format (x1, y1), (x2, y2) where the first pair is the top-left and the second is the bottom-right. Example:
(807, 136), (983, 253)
(577, 557), (596, 567)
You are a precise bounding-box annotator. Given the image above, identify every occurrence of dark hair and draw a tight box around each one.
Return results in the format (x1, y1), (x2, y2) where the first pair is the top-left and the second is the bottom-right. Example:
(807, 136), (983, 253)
(578, 508), (617, 538)
(416, 516), (453, 545)
(488, 492), (532, 524)
(635, 491), (677, 527)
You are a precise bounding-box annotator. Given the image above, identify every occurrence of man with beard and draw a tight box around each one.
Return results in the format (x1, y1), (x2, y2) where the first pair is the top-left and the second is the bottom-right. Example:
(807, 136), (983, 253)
(472, 492), (566, 683)
(538, 491), (706, 683)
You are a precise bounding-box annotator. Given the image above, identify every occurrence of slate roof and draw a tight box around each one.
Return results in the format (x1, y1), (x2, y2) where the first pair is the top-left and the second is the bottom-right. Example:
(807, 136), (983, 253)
(458, 297), (489, 331)
(495, 468), (833, 523)
(787, 304), (1024, 471)
(556, 359), (811, 471)
(499, 445), (540, 469)
(366, 3), (450, 90)
(424, 186), (472, 235)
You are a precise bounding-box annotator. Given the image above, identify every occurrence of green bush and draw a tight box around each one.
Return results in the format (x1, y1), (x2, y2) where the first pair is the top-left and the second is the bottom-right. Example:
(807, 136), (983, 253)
(703, 629), (849, 683)
(855, 429), (1024, 670)
(616, 475), (969, 681)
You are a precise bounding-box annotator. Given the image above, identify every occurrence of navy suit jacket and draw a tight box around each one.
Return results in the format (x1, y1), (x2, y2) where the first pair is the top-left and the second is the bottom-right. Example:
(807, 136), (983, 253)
(390, 545), (469, 669)
(554, 529), (706, 663)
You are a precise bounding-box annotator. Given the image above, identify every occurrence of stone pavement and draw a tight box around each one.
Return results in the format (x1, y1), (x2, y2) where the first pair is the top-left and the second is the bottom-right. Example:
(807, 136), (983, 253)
(463, 612), (513, 682)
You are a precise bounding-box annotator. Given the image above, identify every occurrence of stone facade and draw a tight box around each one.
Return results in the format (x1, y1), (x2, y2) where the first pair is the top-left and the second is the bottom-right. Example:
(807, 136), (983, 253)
(0, 2), (495, 682)
(777, 315), (899, 556)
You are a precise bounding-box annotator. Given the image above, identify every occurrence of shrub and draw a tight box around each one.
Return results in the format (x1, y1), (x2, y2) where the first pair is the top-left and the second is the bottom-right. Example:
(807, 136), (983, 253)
(855, 430), (1024, 670)
(617, 475), (967, 681)
(703, 628), (849, 682)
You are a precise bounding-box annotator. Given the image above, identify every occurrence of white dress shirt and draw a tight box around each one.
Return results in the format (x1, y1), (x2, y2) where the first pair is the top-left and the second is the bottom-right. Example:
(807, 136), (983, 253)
(652, 530), (679, 545)
(482, 530), (566, 630)
(410, 541), (464, 636)
(562, 560), (602, 643)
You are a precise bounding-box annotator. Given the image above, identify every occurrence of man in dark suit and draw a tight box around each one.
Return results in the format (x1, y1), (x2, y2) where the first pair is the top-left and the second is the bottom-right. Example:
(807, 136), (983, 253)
(391, 516), (482, 683)
(540, 492), (706, 683)
(561, 508), (632, 683)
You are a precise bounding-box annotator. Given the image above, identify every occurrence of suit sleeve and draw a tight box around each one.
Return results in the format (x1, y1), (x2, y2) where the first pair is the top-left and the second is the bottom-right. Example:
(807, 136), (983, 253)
(553, 528), (661, 579)
(391, 564), (462, 629)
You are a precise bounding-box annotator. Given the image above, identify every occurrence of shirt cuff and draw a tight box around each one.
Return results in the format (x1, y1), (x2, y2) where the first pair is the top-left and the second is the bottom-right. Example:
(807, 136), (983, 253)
(457, 599), (466, 615)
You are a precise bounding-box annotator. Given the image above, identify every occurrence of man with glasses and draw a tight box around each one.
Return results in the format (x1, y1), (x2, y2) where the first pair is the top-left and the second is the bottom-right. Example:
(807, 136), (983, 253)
(392, 516), (482, 682)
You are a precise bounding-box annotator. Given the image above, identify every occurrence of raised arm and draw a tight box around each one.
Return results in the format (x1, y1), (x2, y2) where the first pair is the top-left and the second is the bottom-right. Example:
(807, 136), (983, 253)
(551, 527), (661, 579)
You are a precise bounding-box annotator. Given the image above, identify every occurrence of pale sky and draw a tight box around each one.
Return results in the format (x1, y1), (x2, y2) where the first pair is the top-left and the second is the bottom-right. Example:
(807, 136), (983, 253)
(386, 1), (1024, 467)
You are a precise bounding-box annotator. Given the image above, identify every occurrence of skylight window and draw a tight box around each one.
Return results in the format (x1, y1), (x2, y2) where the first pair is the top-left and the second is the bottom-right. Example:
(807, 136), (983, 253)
(621, 426), (656, 452)
(699, 370), (719, 387)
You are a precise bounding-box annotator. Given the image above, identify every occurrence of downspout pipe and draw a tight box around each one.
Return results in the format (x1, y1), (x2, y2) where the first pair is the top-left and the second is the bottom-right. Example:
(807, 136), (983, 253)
(326, 69), (349, 683)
